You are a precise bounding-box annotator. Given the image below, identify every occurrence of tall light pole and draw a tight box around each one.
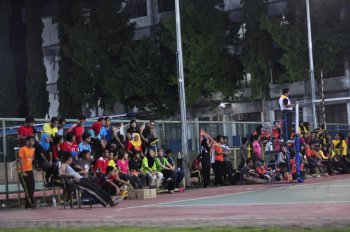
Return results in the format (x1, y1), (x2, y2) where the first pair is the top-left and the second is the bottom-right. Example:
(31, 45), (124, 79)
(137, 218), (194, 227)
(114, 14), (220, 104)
(306, 0), (318, 128)
(175, 0), (189, 184)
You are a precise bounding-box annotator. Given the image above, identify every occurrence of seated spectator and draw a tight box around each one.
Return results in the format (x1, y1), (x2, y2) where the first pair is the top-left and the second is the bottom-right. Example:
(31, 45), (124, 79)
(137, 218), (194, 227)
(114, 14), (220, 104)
(129, 152), (146, 188)
(190, 154), (202, 184)
(94, 149), (109, 176)
(77, 150), (95, 178)
(60, 132), (79, 159)
(165, 149), (184, 188)
(104, 117), (113, 142)
(117, 152), (143, 189)
(141, 149), (163, 188)
(255, 160), (271, 181)
(320, 144), (334, 175)
(67, 115), (86, 143)
(277, 144), (288, 172)
(90, 118), (107, 140)
(51, 135), (63, 163)
(126, 133), (143, 156)
(272, 121), (281, 139)
(79, 132), (92, 153)
(140, 120), (159, 152)
(156, 148), (177, 193)
(240, 159), (267, 184)
(126, 119), (140, 141)
(108, 151), (117, 168)
(57, 118), (66, 136)
(59, 152), (123, 207)
(18, 116), (36, 147)
(99, 166), (133, 196)
(35, 133), (54, 184)
(42, 117), (59, 137)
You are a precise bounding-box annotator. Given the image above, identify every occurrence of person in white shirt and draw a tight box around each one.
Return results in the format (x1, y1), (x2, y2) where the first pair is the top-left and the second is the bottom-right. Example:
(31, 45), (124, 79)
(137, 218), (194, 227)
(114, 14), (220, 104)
(279, 88), (294, 141)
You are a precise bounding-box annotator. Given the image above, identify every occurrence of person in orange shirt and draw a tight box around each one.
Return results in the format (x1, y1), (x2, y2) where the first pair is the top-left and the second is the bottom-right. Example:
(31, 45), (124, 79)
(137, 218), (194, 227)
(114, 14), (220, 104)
(213, 135), (230, 186)
(18, 136), (36, 208)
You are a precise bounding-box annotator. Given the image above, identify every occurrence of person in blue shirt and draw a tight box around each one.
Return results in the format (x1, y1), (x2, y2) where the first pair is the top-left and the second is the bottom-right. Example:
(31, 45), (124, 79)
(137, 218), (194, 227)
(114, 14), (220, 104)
(79, 132), (92, 152)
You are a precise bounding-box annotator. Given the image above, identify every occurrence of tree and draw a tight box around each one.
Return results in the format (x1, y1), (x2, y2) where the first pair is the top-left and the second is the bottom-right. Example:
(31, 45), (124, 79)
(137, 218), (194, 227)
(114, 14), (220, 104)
(112, 38), (179, 117)
(57, 0), (82, 118)
(0, 0), (20, 117)
(65, 0), (134, 115)
(261, 0), (350, 82)
(241, 0), (274, 99)
(25, 0), (49, 117)
(159, 0), (243, 107)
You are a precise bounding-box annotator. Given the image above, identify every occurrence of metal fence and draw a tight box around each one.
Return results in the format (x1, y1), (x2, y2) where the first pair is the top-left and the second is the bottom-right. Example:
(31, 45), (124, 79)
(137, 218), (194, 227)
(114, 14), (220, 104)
(1, 117), (349, 205)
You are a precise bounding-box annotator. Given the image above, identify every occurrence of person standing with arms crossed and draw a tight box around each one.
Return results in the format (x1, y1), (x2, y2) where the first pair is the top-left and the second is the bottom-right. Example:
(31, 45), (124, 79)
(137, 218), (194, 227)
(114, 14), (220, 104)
(18, 136), (36, 209)
(279, 88), (294, 141)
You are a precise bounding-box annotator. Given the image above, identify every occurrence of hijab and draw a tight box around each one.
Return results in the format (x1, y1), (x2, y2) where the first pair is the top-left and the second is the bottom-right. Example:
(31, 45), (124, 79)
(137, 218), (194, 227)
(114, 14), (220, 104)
(130, 133), (142, 148)
(40, 133), (50, 151)
(146, 152), (155, 168)
(201, 138), (210, 154)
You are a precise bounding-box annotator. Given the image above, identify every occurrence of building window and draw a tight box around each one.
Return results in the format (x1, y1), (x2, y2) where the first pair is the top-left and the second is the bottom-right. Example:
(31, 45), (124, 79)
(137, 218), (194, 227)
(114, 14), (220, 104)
(158, 0), (174, 13)
(127, 0), (147, 18)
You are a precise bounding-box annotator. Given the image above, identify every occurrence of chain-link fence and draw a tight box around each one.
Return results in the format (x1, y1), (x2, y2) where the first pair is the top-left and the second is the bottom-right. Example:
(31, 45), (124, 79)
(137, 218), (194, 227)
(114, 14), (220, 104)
(1, 117), (349, 206)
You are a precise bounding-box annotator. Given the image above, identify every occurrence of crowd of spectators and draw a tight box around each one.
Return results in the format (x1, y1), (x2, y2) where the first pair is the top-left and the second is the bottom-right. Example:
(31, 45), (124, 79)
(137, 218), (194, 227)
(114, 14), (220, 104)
(16, 115), (350, 208)
(17, 116), (184, 208)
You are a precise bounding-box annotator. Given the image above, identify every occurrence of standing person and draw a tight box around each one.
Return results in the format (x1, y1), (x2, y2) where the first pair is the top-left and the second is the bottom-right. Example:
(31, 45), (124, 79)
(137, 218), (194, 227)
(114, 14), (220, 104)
(42, 117), (58, 137)
(17, 116), (36, 147)
(239, 137), (249, 170)
(67, 115), (86, 143)
(57, 118), (66, 136)
(200, 138), (211, 188)
(18, 136), (36, 208)
(213, 135), (230, 186)
(279, 88), (294, 141)
(252, 134), (262, 164)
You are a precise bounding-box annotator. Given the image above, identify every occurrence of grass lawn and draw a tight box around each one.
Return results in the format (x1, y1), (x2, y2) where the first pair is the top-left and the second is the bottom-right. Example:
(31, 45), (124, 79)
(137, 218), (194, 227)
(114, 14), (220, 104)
(1, 227), (349, 232)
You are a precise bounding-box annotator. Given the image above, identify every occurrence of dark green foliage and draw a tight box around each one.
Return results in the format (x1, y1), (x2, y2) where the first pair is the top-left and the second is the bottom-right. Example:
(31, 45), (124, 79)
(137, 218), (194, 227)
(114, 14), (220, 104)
(65, 0), (134, 113)
(57, 0), (82, 118)
(241, 0), (274, 99)
(0, 0), (21, 117)
(159, 0), (243, 106)
(261, 0), (350, 82)
(112, 38), (179, 116)
(25, 0), (49, 117)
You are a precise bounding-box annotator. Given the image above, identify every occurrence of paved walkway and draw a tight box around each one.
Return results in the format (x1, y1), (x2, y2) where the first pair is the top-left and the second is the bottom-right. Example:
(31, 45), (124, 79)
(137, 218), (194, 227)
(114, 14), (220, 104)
(0, 175), (350, 228)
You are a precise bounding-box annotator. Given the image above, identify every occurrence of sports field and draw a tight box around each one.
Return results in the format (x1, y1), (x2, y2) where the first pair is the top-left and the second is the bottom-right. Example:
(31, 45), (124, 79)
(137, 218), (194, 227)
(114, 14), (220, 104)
(0, 175), (350, 230)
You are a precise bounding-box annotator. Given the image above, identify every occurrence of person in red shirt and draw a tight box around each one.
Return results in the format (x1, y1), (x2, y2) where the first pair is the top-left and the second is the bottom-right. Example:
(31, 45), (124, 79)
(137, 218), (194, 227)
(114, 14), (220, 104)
(90, 118), (105, 138)
(60, 132), (79, 158)
(17, 116), (36, 147)
(67, 115), (86, 143)
(95, 149), (109, 176)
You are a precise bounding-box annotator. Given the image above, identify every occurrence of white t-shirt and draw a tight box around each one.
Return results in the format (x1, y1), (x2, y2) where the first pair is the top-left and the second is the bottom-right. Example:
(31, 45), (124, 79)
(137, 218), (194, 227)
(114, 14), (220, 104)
(279, 95), (292, 111)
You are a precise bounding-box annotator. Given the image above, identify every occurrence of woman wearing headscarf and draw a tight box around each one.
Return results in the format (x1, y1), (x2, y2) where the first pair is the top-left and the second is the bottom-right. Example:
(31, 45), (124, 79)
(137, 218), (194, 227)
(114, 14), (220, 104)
(126, 133), (143, 157)
(35, 133), (54, 184)
(141, 149), (162, 187)
(200, 138), (211, 188)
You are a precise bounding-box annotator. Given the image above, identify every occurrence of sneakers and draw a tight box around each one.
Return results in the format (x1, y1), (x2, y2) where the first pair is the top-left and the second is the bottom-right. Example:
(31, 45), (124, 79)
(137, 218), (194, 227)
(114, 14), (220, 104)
(110, 194), (125, 207)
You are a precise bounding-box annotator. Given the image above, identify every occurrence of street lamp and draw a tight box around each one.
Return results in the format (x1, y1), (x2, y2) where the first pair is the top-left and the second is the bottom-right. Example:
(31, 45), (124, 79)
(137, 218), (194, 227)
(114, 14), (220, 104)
(306, 0), (318, 128)
(175, 0), (189, 184)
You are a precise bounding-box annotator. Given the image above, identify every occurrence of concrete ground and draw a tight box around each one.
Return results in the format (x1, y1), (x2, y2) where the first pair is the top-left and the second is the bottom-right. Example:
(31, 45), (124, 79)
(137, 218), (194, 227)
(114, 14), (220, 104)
(0, 174), (350, 228)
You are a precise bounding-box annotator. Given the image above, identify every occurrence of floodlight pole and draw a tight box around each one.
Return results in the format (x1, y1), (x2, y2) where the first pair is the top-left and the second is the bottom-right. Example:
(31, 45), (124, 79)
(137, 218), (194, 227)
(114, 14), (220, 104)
(306, 0), (318, 129)
(175, 0), (189, 185)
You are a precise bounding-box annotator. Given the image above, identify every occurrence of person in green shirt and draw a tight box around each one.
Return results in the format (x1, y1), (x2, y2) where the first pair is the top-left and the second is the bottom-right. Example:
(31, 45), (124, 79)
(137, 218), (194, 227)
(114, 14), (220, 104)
(141, 149), (163, 188)
(155, 148), (177, 193)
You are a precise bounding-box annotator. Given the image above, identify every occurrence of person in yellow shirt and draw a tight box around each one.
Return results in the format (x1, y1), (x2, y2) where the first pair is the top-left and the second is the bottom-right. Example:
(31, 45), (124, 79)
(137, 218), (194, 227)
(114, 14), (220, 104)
(18, 136), (36, 208)
(42, 117), (59, 137)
